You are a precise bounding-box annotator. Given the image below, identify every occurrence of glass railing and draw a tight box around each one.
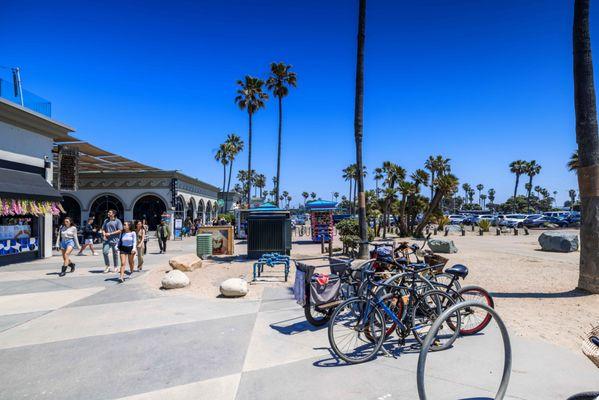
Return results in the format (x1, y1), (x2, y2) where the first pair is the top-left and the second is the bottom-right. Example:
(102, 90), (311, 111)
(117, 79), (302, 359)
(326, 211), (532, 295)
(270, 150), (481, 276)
(0, 78), (52, 117)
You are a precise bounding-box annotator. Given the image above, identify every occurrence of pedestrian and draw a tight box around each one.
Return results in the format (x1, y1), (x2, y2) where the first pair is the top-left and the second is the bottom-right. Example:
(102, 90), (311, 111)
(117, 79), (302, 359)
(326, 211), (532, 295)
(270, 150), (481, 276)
(55, 217), (80, 277)
(117, 221), (136, 283)
(156, 220), (170, 253)
(77, 217), (97, 256)
(142, 218), (149, 255)
(135, 220), (146, 271)
(101, 209), (123, 273)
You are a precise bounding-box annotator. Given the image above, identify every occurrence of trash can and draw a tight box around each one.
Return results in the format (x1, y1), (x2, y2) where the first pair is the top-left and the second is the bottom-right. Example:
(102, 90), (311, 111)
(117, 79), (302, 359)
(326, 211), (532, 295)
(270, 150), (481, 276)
(196, 233), (212, 258)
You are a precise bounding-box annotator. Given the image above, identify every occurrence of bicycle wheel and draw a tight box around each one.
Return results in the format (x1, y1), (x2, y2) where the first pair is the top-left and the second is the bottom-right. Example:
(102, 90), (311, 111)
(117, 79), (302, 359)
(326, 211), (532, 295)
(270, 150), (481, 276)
(328, 297), (385, 364)
(304, 302), (331, 326)
(457, 285), (494, 335)
(432, 273), (461, 292)
(411, 290), (460, 351)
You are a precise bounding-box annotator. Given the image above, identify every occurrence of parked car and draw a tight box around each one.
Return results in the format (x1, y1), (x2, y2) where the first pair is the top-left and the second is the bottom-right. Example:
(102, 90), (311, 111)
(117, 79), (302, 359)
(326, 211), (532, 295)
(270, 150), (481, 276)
(499, 214), (528, 228)
(447, 214), (467, 224)
(460, 214), (478, 225)
(476, 214), (495, 225)
(565, 212), (581, 225)
(524, 215), (569, 228)
(543, 211), (571, 219)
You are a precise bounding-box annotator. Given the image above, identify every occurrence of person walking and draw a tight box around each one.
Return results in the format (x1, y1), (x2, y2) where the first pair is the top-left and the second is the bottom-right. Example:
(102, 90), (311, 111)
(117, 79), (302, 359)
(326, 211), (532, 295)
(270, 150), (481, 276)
(135, 220), (146, 271)
(77, 217), (97, 256)
(142, 218), (149, 255)
(156, 220), (170, 253)
(55, 217), (80, 277)
(101, 209), (123, 273)
(117, 221), (136, 283)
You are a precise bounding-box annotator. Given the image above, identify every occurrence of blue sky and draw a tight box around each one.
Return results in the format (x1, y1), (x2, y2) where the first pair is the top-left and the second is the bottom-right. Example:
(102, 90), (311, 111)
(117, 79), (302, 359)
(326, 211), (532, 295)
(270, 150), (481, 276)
(1, 0), (590, 205)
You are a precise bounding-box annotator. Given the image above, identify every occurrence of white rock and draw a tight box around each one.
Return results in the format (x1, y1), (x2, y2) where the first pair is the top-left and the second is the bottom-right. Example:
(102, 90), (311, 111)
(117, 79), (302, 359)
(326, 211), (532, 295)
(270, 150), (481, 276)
(161, 270), (190, 289)
(169, 254), (203, 272)
(220, 278), (249, 297)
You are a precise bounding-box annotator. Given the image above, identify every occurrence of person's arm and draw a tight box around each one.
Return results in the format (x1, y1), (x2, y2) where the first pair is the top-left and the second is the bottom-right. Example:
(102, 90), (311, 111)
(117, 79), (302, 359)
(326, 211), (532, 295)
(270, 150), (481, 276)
(55, 228), (61, 248)
(73, 227), (81, 249)
(132, 233), (137, 252)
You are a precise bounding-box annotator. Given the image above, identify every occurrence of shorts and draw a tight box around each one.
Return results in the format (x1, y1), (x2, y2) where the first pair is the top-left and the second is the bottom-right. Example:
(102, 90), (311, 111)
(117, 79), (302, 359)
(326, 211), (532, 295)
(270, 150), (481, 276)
(60, 239), (75, 250)
(118, 245), (134, 255)
(84, 238), (94, 244)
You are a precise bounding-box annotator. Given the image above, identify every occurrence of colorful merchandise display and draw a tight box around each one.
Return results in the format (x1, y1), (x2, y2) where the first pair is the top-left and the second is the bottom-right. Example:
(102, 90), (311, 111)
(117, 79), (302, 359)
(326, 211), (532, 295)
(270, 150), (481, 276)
(305, 200), (338, 243)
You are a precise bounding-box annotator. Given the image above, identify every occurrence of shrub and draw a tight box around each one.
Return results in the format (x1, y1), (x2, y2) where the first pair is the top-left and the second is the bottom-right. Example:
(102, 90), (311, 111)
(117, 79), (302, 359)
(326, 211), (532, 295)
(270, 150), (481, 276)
(478, 219), (491, 232)
(436, 215), (450, 230)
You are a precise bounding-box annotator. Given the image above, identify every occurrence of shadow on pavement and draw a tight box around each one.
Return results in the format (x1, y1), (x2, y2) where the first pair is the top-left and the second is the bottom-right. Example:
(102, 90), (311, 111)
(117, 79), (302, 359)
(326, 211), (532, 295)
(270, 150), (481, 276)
(490, 288), (591, 299)
(270, 318), (325, 335)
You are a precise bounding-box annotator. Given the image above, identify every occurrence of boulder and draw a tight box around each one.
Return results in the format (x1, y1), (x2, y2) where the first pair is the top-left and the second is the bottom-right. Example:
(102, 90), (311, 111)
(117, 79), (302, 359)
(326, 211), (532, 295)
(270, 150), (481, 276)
(220, 278), (249, 297)
(538, 231), (579, 253)
(169, 254), (203, 272)
(161, 270), (190, 289)
(428, 238), (458, 254)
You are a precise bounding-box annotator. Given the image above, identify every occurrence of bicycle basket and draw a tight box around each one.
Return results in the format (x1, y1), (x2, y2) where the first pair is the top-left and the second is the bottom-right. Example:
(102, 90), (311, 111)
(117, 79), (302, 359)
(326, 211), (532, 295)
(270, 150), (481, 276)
(582, 324), (599, 369)
(309, 274), (341, 306)
(424, 253), (449, 273)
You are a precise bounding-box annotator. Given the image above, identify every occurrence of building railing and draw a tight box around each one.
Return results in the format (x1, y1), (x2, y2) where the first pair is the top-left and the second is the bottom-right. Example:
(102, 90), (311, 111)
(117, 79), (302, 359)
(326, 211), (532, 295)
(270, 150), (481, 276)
(0, 78), (52, 117)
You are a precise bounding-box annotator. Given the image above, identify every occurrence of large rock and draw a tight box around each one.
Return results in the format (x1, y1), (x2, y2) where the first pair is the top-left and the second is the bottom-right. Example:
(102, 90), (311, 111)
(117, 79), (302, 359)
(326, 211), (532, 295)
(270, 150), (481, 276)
(161, 270), (190, 289)
(538, 231), (579, 253)
(169, 254), (203, 272)
(428, 238), (458, 254)
(220, 278), (249, 297)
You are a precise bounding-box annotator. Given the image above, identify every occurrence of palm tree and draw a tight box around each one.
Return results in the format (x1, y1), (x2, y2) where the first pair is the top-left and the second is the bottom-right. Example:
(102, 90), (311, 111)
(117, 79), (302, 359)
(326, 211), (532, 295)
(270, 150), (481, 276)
(467, 189), (475, 205)
(476, 184), (484, 206)
(480, 194), (488, 209)
(235, 76), (268, 207)
(415, 174), (459, 236)
(286, 195), (292, 208)
(488, 188), (496, 205)
(224, 133), (244, 212)
(302, 191), (309, 206)
(353, 0), (368, 258)
(509, 160), (527, 211)
(342, 165), (355, 212)
(214, 143), (229, 195)
(266, 62), (297, 206)
(569, 189), (577, 209)
(462, 183), (472, 203)
(333, 192), (339, 202)
(254, 174), (266, 198)
(281, 190), (289, 208)
(525, 160), (542, 212)
(374, 167), (384, 197)
(568, 149), (579, 171)
(310, 192), (316, 200)
(424, 156), (436, 200)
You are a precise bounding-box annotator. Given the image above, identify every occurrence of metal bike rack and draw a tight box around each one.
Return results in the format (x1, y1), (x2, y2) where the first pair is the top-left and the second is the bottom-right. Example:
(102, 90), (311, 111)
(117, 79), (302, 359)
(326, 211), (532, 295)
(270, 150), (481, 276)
(416, 301), (512, 400)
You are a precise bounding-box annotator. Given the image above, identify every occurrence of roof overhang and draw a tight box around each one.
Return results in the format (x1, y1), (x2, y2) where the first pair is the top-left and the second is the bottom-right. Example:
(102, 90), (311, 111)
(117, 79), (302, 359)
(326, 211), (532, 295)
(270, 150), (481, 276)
(0, 97), (74, 140)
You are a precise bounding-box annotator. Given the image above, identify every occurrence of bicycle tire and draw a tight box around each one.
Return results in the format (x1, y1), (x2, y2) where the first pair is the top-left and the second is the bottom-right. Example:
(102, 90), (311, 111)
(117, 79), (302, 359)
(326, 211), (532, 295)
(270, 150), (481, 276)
(457, 285), (494, 335)
(411, 290), (460, 351)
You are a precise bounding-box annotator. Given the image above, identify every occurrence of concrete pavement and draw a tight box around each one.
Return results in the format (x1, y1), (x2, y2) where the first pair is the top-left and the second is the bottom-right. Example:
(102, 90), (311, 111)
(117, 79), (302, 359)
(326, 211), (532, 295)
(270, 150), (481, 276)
(0, 238), (597, 399)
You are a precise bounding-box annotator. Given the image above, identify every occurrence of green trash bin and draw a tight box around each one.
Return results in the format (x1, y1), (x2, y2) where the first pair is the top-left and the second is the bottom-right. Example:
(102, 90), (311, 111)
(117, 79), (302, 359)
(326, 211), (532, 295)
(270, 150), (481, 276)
(196, 234), (212, 258)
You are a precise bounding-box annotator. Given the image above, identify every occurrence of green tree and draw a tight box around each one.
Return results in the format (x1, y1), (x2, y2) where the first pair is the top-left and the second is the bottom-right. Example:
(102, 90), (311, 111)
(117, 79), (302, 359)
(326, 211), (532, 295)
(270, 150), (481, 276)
(266, 62), (297, 206)
(224, 133), (244, 212)
(374, 167), (384, 198)
(310, 192), (317, 200)
(462, 183), (472, 203)
(254, 173), (266, 198)
(476, 184), (484, 206)
(568, 149), (579, 171)
(525, 160), (542, 212)
(302, 191), (309, 206)
(235, 76), (268, 207)
(415, 174), (459, 236)
(569, 189), (577, 209)
(488, 188), (496, 205)
(214, 143), (229, 195)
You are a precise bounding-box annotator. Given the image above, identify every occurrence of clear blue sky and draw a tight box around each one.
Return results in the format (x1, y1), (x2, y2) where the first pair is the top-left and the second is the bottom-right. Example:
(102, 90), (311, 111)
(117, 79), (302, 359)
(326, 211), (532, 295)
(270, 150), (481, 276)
(1, 0), (590, 206)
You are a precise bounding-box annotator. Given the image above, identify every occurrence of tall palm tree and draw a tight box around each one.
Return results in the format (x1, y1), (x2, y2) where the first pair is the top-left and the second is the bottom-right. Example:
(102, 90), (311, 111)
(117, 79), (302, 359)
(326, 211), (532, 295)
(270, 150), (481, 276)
(568, 149), (580, 171)
(467, 189), (475, 205)
(415, 174), (459, 236)
(224, 133), (244, 212)
(235, 76), (268, 207)
(480, 194), (487, 209)
(286, 195), (292, 208)
(488, 188), (496, 205)
(333, 192), (339, 202)
(525, 160), (542, 212)
(302, 191), (309, 206)
(424, 156), (436, 200)
(569, 189), (577, 209)
(574, 0), (599, 292)
(254, 174), (266, 198)
(266, 62), (297, 206)
(476, 184), (484, 205)
(374, 167), (384, 198)
(310, 192), (317, 200)
(509, 160), (527, 211)
(353, 0), (368, 258)
(342, 165), (355, 212)
(461, 183), (472, 203)
(214, 143), (229, 195)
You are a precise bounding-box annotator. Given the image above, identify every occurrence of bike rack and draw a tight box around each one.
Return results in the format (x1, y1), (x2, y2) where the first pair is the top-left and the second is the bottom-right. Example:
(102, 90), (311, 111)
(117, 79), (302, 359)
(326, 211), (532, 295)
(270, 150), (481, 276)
(416, 301), (512, 400)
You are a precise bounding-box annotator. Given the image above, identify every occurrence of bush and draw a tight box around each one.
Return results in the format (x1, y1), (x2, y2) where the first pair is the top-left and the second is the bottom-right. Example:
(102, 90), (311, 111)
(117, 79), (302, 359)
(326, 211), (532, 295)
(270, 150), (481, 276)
(478, 219), (491, 232)
(336, 218), (374, 254)
(436, 215), (450, 230)
(218, 213), (234, 225)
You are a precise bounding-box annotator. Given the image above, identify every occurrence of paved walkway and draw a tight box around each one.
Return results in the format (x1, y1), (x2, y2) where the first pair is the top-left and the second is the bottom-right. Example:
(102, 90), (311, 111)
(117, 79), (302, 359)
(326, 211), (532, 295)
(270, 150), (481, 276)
(0, 239), (597, 399)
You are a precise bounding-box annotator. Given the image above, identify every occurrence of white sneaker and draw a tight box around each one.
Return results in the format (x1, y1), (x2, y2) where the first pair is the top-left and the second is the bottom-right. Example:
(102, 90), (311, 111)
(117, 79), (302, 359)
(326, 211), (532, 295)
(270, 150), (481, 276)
(103, 267), (110, 274)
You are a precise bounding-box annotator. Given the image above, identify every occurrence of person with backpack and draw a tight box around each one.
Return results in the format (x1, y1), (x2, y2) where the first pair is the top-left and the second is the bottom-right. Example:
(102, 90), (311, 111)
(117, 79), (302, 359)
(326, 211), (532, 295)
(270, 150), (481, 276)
(77, 217), (97, 256)
(157, 220), (170, 253)
(101, 209), (123, 273)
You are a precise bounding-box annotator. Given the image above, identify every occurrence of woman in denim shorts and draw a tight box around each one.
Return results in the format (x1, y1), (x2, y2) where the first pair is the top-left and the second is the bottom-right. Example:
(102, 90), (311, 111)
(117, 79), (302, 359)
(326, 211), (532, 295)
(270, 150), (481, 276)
(55, 217), (80, 277)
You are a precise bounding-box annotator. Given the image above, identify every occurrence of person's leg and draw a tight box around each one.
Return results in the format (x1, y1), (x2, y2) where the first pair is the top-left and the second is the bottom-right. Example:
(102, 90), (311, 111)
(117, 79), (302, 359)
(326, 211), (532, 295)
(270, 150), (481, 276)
(89, 242), (96, 255)
(60, 249), (68, 276)
(129, 253), (135, 274)
(102, 241), (111, 272)
(158, 237), (164, 253)
(119, 253), (126, 282)
(144, 240), (147, 255)
(65, 246), (75, 272)
(162, 238), (167, 252)
(137, 248), (143, 270)
(77, 243), (85, 255)
(111, 243), (119, 272)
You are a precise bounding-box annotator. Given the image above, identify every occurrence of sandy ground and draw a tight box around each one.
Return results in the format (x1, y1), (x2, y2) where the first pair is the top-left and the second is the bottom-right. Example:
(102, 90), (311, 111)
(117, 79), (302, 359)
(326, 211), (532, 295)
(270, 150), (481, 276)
(146, 228), (599, 353)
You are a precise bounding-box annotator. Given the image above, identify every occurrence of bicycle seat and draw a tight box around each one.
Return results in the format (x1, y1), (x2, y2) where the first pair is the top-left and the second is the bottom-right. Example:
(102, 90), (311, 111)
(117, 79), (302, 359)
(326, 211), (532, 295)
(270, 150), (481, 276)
(445, 264), (469, 278)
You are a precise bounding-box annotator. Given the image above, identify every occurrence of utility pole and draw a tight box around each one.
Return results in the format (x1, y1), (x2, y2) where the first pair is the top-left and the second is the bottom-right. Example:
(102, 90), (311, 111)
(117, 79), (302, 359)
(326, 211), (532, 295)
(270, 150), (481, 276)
(11, 68), (24, 107)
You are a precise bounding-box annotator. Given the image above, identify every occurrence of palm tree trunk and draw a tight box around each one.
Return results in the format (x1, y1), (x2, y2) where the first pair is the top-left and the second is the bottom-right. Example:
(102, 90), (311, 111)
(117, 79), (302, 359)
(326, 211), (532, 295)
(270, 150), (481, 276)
(513, 174), (520, 212)
(415, 190), (444, 237)
(574, 0), (599, 293)
(222, 163), (226, 194)
(247, 112), (253, 208)
(399, 193), (408, 236)
(348, 179), (353, 213)
(430, 171), (435, 201)
(224, 160), (234, 213)
(275, 96), (283, 207)
(526, 175), (533, 213)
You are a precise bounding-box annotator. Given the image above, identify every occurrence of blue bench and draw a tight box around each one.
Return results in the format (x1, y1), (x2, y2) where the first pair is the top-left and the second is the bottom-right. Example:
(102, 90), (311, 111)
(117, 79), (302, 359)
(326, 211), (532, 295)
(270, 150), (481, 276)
(253, 253), (291, 282)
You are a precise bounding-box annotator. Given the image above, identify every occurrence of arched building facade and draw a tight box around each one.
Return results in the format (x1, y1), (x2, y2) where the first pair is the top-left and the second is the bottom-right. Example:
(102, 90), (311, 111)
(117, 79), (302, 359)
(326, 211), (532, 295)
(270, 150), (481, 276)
(60, 170), (219, 235)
